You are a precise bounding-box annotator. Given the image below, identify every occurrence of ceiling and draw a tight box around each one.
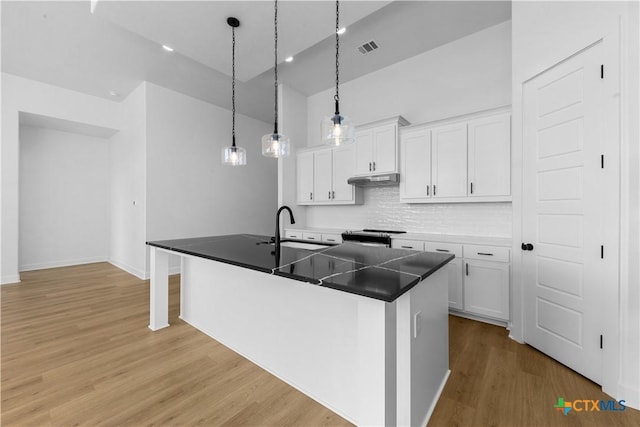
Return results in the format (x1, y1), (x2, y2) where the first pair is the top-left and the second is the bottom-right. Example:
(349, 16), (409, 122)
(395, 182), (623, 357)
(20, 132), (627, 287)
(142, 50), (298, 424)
(2, 1), (511, 123)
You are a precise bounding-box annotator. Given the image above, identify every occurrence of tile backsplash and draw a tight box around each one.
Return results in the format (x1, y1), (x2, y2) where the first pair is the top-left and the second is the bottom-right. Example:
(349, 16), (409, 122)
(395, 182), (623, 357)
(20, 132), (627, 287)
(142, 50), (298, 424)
(306, 186), (512, 237)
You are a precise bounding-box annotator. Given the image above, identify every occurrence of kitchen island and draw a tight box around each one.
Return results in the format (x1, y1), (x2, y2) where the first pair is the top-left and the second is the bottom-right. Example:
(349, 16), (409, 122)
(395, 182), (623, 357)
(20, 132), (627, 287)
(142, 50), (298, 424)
(147, 234), (453, 426)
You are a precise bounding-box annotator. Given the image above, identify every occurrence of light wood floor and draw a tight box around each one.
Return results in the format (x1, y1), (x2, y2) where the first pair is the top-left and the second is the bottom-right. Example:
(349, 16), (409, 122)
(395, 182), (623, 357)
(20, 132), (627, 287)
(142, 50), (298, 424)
(2, 262), (639, 426)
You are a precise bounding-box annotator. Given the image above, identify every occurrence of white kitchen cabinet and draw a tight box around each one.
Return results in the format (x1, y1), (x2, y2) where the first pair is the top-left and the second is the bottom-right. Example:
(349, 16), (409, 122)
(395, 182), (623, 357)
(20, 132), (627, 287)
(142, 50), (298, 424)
(399, 110), (512, 204)
(296, 146), (363, 205)
(296, 151), (314, 203)
(354, 116), (409, 176)
(321, 233), (342, 244)
(399, 128), (431, 201)
(313, 149), (332, 202)
(391, 239), (424, 250)
(331, 145), (357, 202)
(431, 122), (468, 199)
(302, 232), (322, 242)
(424, 242), (464, 311)
(468, 113), (511, 197)
(463, 244), (510, 321)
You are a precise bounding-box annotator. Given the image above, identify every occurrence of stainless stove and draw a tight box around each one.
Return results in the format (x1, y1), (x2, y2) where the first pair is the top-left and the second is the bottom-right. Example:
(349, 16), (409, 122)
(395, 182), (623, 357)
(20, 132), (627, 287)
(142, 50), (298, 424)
(341, 229), (406, 248)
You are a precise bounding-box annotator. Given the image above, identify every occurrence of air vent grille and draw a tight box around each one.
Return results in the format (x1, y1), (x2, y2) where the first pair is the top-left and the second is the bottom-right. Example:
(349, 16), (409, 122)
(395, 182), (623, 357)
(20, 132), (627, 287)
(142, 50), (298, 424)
(357, 40), (379, 55)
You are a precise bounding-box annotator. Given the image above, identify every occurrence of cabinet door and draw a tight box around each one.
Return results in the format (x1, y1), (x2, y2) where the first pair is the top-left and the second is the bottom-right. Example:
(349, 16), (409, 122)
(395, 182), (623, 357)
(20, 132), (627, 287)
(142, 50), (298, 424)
(463, 259), (509, 320)
(313, 149), (332, 202)
(296, 151), (315, 203)
(468, 113), (511, 197)
(432, 123), (468, 198)
(447, 258), (464, 311)
(372, 124), (397, 173)
(400, 128), (431, 200)
(331, 145), (355, 202)
(354, 129), (374, 176)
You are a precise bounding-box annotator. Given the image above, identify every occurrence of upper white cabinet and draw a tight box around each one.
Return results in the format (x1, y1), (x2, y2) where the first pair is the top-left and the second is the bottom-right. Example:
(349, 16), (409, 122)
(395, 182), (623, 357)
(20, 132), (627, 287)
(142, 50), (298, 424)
(296, 145), (363, 205)
(400, 128), (431, 200)
(467, 113), (511, 198)
(354, 116), (409, 176)
(400, 110), (511, 203)
(431, 122), (468, 199)
(296, 151), (315, 203)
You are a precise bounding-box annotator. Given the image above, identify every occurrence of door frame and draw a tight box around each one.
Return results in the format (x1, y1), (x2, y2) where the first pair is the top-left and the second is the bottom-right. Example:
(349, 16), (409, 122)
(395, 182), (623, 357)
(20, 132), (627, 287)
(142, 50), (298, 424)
(511, 22), (621, 398)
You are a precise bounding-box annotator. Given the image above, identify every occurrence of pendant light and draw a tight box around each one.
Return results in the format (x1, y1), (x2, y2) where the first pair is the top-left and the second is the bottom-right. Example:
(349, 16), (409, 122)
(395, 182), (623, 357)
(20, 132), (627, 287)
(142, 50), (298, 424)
(262, 0), (290, 158)
(222, 17), (247, 166)
(321, 0), (354, 146)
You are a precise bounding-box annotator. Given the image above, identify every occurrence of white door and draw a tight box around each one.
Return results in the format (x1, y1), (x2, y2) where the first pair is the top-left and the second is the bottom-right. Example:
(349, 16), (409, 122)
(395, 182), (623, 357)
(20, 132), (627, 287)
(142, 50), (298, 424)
(313, 149), (332, 202)
(332, 145), (355, 202)
(372, 124), (397, 173)
(296, 151), (314, 203)
(354, 129), (373, 176)
(523, 42), (604, 384)
(400, 128), (431, 200)
(431, 122), (467, 199)
(468, 113), (511, 197)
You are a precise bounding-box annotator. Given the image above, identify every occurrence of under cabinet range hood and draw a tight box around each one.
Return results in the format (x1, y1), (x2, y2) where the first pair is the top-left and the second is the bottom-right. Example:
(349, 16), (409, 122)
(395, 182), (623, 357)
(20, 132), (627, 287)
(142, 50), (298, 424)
(347, 173), (400, 187)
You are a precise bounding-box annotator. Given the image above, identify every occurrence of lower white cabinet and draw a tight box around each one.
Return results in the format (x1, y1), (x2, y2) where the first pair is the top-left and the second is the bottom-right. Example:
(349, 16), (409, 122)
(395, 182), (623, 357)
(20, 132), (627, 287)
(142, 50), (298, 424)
(391, 237), (510, 324)
(463, 259), (509, 321)
(462, 244), (510, 321)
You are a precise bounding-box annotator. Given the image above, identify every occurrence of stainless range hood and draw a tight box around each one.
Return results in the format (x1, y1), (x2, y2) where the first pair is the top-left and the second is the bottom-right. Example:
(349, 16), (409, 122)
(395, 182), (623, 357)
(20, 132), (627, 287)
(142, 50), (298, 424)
(347, 173), (400, 187)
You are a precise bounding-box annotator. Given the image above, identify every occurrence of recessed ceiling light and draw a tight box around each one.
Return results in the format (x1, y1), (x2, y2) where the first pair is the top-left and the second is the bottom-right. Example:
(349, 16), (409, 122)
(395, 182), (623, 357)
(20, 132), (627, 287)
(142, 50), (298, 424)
(109, 90), (119, 97)
(285, 56), (293, 63)
(337, 27), (346, 35)
(162, 44), (174, 52)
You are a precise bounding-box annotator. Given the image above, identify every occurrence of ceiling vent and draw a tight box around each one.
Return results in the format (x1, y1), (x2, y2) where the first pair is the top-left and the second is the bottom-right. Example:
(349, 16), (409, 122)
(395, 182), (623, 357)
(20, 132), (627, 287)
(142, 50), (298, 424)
(357, 40), (379, 55)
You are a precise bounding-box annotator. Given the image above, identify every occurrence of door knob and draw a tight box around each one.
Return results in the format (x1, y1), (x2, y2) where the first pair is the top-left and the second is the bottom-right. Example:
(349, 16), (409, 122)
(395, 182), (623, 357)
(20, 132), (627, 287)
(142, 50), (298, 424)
(521, 243), (534, 251)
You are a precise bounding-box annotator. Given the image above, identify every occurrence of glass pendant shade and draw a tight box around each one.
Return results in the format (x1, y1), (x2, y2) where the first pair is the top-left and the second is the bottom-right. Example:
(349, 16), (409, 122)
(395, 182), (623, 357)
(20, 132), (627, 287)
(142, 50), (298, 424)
(322, 113), (354, 146)
(262, 133), (290, 158)
(222, 145), (246, 166)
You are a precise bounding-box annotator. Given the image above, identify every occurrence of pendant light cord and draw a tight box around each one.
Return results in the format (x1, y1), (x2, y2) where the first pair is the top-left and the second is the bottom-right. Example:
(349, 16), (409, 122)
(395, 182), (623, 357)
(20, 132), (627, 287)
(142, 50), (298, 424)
(334, 0), (340, 115)
(273, 0), (279, 134)
(232, 25), (237, 147)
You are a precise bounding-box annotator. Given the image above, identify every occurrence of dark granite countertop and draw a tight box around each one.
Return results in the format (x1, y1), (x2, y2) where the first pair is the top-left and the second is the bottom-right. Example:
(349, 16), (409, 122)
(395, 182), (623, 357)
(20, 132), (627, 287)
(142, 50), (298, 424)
(146, 234), (454, 302)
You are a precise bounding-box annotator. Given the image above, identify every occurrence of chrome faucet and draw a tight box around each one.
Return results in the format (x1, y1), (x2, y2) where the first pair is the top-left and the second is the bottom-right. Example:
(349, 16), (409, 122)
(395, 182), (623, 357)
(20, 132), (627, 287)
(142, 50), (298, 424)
(275, 205), (296, 254)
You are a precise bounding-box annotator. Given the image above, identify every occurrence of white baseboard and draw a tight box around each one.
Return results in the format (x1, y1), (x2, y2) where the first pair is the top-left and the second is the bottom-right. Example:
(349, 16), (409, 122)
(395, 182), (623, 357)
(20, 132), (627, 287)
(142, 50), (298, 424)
(108, 259), (147, 280)
(421, 369), (451, 427)
(19, 256), (107, 272)
(1, 275), (21, 285)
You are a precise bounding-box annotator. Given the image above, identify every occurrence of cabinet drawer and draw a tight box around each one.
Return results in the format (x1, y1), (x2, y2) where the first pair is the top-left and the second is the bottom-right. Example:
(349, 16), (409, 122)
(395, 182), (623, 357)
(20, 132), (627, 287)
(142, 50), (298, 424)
(322, 233), (342, 244)
(391, 239), (424, 250)
(302, 232), (322, 242)
(424, 242), (463, 258)
(463, 244), (510, 262)
(285, 230), (302, 240)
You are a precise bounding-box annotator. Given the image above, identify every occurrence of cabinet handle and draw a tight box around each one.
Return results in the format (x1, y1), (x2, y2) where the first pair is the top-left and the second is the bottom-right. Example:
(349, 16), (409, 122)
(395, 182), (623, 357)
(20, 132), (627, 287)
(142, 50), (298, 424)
(369, 162), (372, 171)
(310, 192), (313, 200)
(435, 249), (450, 253)
(401, 245), (414, 249)
(332, 191), (335, 199)
(470, 182), (473, 194)
(328, 191), (331, 199)
(427, 186), (430, 196)
(433, 185), (436, 196)
(466, 263), (469, 276)
(326, 239), (335, 242)
(307, 237), (315, 240)
(477, 252), (494, 256)
(373, 161), (376, 171)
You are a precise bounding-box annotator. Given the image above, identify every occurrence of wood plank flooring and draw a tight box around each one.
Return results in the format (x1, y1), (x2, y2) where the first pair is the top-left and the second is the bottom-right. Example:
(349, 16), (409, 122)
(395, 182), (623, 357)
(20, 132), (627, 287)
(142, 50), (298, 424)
(2, 262), (639, 426)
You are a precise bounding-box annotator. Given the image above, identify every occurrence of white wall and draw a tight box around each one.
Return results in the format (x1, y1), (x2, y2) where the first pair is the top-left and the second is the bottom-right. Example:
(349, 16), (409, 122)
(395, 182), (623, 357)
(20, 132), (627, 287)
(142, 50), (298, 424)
(511, 0), (640, 409)
(279, 84), (308, 227)
(145, 82), (276, 244)
(108, 83), (147, 278)
(19, 126), (109, 270)
(1, 73), (121, 284)
(303, 21), (511, 235)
